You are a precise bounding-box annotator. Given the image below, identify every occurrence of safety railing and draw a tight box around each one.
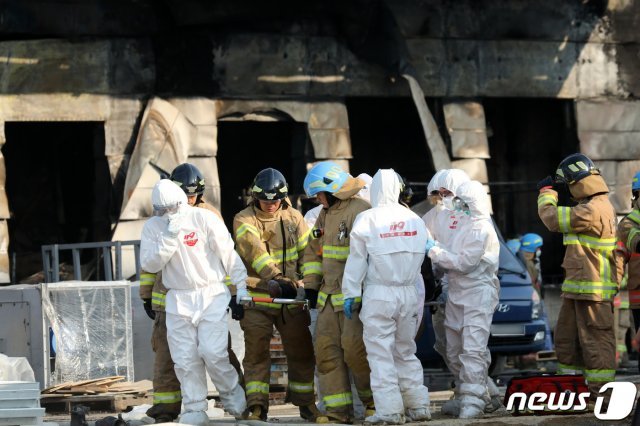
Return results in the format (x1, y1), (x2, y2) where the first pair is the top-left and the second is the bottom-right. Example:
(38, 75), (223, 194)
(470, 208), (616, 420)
(41, 240), (141, 283)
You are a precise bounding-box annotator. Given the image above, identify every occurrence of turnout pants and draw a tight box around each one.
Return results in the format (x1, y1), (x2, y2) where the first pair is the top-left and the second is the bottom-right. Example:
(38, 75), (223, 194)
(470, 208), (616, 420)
(148, 312), (244, 420)
(147, 312), (182, 419)
(614, 306), (631, 365)
(315, 298), (373, 422)
(555, 298), (615, 397)
(240, 306), (315, 410)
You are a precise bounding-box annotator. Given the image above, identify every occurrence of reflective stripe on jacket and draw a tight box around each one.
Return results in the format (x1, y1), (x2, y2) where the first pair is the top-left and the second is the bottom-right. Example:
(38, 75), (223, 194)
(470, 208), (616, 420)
(302, 197), (370, 311)
(538, 189), (620, 301)
(233, 202), (310, 296)
(617, 210), (640, 308)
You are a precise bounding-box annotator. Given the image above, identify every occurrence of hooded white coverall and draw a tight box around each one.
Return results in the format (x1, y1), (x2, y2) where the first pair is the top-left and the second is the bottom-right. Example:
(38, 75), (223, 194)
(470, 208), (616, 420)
(141, 180), (248, 421)
(421, 169), (470, 358)
(428, 180), (500, 417)
(342, 169), (431, 422)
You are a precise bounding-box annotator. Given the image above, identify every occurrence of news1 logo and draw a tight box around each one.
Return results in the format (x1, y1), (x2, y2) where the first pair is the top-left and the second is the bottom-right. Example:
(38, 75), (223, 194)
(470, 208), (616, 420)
(506, 382), (637, 420)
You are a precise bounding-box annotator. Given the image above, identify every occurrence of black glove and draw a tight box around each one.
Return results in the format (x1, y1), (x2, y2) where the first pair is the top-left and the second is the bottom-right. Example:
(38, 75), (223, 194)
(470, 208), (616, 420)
(142, 298), (155, 320)
(269, 275), (298, 299)
(305, 289), (319, 309)
(229, 296), (244, 321)
(536, 176), (555, 191)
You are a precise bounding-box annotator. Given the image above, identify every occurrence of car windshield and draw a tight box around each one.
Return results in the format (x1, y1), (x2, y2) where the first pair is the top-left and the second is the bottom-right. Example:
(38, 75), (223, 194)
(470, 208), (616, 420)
(491, 218), (527, 275)
(498, 239), (526, 275)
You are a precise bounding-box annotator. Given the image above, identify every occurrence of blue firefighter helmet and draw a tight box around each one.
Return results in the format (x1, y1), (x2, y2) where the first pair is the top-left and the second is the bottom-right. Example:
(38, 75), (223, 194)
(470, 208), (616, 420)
(632, 171), (640, 192)
(520, 233), (543, 253)
(303, 161), (350, 197)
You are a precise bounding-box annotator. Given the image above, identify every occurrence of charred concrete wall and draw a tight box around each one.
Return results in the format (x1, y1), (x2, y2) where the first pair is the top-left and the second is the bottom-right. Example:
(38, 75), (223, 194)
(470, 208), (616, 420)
(0, 0), (638, 281)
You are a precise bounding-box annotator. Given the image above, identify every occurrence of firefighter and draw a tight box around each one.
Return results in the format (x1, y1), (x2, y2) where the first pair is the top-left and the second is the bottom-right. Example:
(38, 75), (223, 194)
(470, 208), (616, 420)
(614, 171), (640, 367)
(518, 232), (554, 352)
(302, 161), (374, 424)
(140, 163), (243, 423)
(613, 276), (631, 367)
(537, 153), (619, 401)
(520, 233), (543, 292)
(233, 168), (319, 422)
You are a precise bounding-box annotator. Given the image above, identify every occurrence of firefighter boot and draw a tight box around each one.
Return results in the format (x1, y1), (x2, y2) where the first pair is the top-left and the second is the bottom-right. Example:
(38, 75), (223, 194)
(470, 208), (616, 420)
(245, 405), (268, 421)
(154, 414), (174, 424)
(365, 403), (376, 418)
(299, 404), (322, 422)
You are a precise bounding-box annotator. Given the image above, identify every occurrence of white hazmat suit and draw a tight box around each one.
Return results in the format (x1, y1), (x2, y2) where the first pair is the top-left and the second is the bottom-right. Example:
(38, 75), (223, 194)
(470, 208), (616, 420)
(342, 169), (431, 424)
(428, 180), (500, 419)
(140, 179), (248, 424)
(421, 169), (469, 358)
(421, 171), (502, 415)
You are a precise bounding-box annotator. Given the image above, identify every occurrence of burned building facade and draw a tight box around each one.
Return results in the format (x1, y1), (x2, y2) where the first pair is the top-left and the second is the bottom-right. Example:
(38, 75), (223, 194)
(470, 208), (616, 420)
(0, 0), (638, 283)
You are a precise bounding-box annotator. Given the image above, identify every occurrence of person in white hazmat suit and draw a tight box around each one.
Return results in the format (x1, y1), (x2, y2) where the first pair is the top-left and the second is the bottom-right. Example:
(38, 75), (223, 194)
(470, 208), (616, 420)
(422, 170), (501, 415)
(342, 169), (431, 425)
(421, 169), (468, 364)
(140, 179), (248, 425)
(426, 180), (500, 419)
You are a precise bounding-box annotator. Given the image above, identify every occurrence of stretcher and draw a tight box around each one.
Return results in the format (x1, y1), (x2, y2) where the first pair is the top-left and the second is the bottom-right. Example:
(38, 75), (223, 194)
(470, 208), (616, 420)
(239, 282), (309, 308)
(239, 296), (309, 309)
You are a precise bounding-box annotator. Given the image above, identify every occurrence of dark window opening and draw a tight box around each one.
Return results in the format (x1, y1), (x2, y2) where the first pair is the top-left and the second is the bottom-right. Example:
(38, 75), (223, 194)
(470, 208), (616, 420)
(3, 122), (113, 283)
(216, 121), (311, 229)
(346, 97), (439, 205)
(484, 98), (579, 284)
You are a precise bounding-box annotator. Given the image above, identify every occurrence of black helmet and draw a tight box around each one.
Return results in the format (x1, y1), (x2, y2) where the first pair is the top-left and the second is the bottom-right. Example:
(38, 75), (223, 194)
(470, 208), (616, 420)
(252, 168), (288, 201)
(555, 153), (600, 185)
(170, 163), (205, 195)
(396, 173), (414, 205)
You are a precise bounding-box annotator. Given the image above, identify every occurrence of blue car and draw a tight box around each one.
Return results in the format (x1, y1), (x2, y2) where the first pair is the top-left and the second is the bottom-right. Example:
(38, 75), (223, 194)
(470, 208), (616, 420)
(415, 237), (549, 367)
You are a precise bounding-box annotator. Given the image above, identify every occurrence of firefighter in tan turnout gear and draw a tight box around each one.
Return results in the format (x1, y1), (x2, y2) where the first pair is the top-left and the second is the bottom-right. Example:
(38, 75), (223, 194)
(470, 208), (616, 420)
(302, 161), (374, 424)
(616, 171), (640, 366)
(140, 163), (243, 423)
(537, 153), (619, 400)
(233, 168), (319, 422)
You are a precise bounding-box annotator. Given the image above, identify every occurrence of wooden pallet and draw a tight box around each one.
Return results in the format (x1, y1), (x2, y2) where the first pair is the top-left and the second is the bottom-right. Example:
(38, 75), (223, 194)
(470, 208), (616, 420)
(40, 393), (153, 413)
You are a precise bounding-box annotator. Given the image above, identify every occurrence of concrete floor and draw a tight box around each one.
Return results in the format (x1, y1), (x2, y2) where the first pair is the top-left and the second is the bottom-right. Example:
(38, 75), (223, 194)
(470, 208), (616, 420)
(43, 362), (640, 426)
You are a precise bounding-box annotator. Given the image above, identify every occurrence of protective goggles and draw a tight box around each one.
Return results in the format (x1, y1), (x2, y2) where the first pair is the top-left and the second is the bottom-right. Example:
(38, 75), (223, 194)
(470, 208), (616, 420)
(153, 202), (182, 216)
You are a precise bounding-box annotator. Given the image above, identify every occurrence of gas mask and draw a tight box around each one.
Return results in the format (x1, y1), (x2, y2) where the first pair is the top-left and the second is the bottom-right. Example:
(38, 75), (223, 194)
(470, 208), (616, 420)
(452, 197), (470, 215)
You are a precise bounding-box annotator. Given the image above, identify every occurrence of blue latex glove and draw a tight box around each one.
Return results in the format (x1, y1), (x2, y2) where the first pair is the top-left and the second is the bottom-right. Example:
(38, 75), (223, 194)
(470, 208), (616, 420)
(344, 298), (355, 320)
(425, 239), (436, 254)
